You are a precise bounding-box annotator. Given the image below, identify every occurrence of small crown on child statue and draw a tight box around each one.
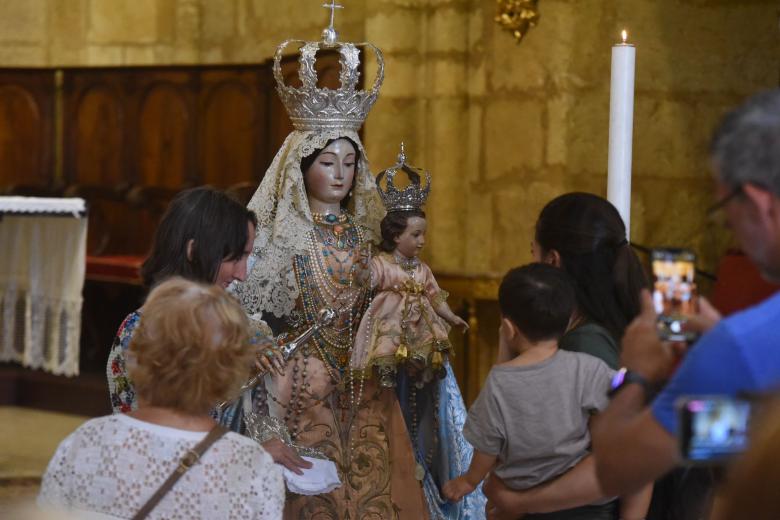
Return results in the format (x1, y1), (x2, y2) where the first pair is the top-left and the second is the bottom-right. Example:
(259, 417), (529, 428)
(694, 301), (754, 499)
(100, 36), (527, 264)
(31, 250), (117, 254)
(272, 1), (385, 132)
(376, 143), (432, 213)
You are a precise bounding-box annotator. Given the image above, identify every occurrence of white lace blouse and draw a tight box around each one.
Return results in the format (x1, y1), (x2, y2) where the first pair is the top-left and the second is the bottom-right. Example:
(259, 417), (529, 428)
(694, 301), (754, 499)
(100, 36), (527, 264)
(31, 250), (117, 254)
(38, 414), (284, 519)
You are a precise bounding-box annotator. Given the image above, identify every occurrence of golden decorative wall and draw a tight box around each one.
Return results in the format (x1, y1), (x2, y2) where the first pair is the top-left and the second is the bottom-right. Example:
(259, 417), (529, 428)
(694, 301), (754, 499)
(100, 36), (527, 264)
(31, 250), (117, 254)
(0, 0), (776, 400)
(0, 0), (367, 65)
(363, 0), (779, 281)
(3, 0), (776, 277)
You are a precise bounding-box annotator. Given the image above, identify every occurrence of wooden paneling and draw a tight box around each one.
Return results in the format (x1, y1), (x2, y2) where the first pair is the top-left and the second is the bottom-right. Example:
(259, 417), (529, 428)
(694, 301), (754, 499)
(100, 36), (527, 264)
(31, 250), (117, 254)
(67, 82), (125, 186)
(0, 54), (365, 413)
(136, 76), (192, 188)
(199, 70), (266, 187)
(0, 50), (347, 195)
(0, 71), (53, 189)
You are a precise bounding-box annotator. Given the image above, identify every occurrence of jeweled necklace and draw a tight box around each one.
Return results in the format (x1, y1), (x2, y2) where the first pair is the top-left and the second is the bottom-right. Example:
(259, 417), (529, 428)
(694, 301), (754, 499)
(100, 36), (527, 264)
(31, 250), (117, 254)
(314, 213), (359, 251)
(312, 212), (349, 226)
(295, 220), (369, 367)
(394, 251), (420, 277)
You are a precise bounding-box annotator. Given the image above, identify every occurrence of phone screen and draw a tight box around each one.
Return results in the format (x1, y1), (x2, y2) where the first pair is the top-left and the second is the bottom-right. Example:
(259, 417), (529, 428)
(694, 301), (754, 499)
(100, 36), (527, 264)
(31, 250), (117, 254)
(678, 397), (752, 463)
(651, 248), (697, 341)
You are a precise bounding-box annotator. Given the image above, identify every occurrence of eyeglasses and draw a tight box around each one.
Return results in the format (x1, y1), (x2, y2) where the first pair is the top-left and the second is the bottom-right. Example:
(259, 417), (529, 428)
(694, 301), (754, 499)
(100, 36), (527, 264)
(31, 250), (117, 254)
(706, 185), (743, 219)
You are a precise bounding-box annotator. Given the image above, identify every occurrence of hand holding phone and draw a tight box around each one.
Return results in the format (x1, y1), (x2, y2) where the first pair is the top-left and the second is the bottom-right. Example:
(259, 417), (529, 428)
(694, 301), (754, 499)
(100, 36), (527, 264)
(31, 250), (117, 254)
(620, 290), (677, 384)
(651, 248), (698, 341)
(677, 396), (752, 464)
(683, 296), (722, 336)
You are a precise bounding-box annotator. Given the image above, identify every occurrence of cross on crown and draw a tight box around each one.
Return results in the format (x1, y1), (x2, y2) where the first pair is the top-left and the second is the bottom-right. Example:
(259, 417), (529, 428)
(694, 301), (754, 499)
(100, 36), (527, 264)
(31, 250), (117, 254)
(321, 1), (344, 44)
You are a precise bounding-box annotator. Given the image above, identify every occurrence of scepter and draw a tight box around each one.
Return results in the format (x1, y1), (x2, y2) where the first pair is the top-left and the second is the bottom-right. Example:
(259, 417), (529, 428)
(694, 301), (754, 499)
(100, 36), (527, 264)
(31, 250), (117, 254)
(217, 307), (337, 410)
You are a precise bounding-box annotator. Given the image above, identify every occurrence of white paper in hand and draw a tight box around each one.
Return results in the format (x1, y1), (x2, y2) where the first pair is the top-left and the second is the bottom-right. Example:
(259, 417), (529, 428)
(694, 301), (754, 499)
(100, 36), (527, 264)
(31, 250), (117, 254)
(281, 456), (341, 495)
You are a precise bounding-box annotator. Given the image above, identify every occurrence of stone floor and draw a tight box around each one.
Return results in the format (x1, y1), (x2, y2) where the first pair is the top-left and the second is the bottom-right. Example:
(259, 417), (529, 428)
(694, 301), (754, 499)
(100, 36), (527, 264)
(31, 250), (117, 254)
(0, 407), (88, 512)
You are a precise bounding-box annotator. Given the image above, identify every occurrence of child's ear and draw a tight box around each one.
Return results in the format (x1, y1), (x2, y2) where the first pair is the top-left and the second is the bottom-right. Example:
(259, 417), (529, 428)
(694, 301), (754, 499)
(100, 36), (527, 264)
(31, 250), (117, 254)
(500, 317), (519, 340)
(394, 235), (401, 244)
(186, 239), (195, 261)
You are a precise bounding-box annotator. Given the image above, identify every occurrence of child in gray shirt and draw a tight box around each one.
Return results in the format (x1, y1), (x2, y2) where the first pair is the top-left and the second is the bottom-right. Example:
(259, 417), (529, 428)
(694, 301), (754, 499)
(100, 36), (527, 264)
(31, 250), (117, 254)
(443, 264), (649, 519)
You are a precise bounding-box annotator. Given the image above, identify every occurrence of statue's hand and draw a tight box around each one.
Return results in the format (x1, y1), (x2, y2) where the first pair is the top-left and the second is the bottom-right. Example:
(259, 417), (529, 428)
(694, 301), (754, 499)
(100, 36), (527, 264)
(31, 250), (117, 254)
(261, 438), (312, 474)
(449, 315), (470, 332)
(255, 337), (285, 376)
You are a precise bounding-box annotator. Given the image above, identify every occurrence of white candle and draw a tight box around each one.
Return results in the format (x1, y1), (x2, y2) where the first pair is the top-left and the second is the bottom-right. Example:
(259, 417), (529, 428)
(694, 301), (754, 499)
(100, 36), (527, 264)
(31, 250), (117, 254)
(607, 30), (636, 238)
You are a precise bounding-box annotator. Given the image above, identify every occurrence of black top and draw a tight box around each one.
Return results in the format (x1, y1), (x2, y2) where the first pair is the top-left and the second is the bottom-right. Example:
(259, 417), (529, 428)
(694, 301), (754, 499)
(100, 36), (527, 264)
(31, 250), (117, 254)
(559, 322), (620, 369)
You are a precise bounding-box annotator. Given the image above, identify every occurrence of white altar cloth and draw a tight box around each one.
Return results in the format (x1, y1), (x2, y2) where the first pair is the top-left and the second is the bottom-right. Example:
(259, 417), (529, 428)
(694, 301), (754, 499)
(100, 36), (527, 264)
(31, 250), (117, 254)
(0, 197), (87, 376)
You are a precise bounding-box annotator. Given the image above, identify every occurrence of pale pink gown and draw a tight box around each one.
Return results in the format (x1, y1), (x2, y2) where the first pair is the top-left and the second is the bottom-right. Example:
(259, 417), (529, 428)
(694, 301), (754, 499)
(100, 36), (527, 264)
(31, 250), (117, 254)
(352, 253), (451, 376)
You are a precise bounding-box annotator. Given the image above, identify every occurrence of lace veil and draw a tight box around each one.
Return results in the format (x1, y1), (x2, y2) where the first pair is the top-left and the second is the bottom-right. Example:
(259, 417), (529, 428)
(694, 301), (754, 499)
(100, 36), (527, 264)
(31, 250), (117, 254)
(233, 128), (383, 318)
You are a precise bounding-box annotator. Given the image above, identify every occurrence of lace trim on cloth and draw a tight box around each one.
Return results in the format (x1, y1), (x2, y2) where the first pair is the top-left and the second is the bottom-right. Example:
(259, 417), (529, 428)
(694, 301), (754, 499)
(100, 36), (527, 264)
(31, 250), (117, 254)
(0, 196), (86, 216)
(355, 339), (453, 386)
(242, 390), (326, 460)
(0, 216), (86, 376)
(232, 129), (383, 318)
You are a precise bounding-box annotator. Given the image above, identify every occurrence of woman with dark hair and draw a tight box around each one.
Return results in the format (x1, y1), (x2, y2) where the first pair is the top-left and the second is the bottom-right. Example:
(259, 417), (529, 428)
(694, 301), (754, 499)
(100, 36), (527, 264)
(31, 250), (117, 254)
(107, 186), (258, 413)
(106, 187), (313, 476)
(533, 192), (648, 369)
(483, 192), (652, 519)
(140, 186), (258, 289)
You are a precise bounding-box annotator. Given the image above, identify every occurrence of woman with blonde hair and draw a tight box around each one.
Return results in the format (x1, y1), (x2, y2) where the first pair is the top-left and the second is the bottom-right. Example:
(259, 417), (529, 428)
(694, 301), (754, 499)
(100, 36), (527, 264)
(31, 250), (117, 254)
(39, 278), (284, 519)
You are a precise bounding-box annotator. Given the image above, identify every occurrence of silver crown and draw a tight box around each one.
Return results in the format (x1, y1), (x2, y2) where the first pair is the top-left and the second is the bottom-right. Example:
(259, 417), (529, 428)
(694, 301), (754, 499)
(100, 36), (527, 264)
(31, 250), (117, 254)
(377, 143), (432, 213)
(272, 2), (384, 132)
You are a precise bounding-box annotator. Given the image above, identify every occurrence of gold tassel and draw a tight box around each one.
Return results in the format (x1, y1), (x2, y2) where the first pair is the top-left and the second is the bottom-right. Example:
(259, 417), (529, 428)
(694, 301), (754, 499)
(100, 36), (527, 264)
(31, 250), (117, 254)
(431, 351), (443, 370)
(396, 344), (408, 361)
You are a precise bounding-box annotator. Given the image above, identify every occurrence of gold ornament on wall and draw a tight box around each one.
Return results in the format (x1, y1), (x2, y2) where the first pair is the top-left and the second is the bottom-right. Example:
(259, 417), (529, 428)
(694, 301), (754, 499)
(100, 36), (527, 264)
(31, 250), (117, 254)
(495, 0), (540, 44)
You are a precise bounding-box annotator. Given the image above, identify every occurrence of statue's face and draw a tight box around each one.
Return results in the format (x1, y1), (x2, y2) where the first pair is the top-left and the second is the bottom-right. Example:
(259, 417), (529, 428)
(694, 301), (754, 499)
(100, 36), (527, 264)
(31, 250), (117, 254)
(304, 138), (357, 207)
(394, 216), (427, 258)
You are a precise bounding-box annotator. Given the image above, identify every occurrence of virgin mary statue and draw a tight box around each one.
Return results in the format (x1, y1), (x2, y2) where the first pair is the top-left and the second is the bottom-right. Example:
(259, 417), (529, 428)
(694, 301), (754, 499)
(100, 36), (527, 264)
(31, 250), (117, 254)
(232, 11), (485, 520)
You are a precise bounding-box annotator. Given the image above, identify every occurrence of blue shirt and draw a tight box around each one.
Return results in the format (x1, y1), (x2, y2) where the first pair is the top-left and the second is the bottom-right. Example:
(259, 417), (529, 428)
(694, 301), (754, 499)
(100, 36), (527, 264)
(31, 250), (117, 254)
(652, 291), (780, 434)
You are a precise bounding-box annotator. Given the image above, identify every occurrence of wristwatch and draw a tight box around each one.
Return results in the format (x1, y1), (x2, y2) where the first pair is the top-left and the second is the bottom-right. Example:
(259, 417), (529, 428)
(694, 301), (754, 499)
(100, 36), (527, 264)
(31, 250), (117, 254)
(608, 367), (656, 400)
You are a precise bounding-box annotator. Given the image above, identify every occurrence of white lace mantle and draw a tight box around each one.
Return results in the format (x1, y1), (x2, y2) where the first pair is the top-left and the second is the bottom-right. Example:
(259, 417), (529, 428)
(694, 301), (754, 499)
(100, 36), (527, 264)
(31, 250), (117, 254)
(233, 129), (383, 318)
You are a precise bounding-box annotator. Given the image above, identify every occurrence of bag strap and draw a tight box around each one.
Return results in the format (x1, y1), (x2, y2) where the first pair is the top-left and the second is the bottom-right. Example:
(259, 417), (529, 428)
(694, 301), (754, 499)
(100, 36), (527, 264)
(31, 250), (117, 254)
(131, 424), (229, 520)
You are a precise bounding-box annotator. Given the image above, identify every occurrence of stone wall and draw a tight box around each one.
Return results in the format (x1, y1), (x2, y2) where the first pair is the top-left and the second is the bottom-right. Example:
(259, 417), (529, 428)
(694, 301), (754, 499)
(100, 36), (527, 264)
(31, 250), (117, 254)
(364, 1), (475, 274)
(0, 0), (366, 65)
(0, 0), (777, 278)
(365, 0), (779, 279)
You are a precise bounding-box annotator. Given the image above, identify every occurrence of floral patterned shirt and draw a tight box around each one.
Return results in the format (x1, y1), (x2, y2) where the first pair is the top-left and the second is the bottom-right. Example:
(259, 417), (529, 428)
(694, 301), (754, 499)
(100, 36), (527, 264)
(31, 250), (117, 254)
(106, 311), (141, 414)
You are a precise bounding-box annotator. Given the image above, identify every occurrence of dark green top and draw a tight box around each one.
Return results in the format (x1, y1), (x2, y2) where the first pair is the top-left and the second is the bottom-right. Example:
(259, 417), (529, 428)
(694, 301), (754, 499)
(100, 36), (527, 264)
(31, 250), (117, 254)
(559, 322), (620, 370)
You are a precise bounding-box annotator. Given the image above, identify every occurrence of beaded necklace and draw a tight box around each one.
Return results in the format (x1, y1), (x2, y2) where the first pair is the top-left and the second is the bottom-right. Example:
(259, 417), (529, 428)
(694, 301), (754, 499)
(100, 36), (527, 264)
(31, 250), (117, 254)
(267, 214), (373, 441)
(295, 216), (369, 369)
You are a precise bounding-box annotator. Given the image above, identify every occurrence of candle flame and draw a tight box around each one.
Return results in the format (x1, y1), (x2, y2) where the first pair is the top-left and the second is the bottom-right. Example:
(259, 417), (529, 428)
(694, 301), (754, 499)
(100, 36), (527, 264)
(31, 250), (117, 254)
(621, 30), (628, 43)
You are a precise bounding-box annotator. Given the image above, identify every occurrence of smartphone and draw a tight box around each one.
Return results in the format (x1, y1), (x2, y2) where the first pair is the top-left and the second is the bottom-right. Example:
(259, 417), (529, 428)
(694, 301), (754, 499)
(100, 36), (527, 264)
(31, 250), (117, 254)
(651, 248), (697, 341)
(677, 396), (752, 464)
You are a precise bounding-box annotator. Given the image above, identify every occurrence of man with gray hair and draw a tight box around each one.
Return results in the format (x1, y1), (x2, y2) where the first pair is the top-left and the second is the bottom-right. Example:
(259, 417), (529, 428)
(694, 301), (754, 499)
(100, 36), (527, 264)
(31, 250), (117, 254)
(591, 89), (780, 500)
